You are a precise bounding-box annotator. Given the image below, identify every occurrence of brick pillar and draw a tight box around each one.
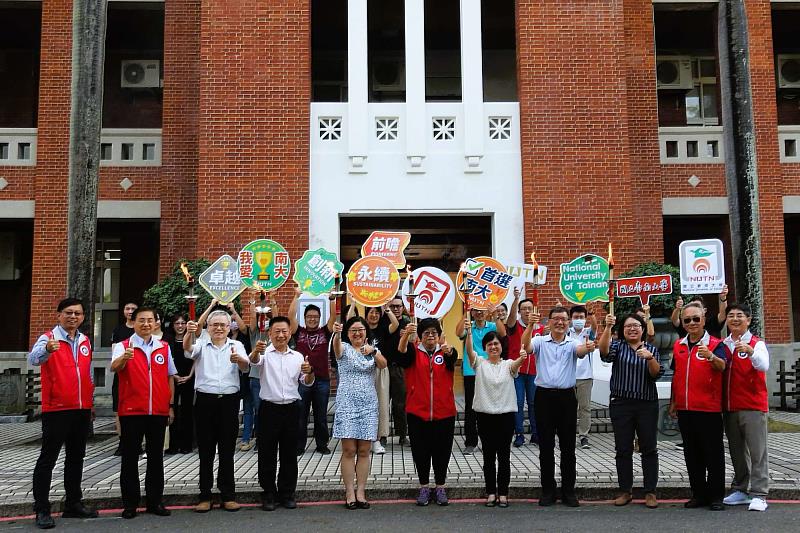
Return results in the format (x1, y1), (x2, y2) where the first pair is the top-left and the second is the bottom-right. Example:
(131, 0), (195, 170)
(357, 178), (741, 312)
(742, 0), (789, 342)
(517, 1), (637, 305)
(160, 0), (201, 276)
(623, 0), (663, 260)
(197, 0), (311, 311)
(28, 0), (73, 344)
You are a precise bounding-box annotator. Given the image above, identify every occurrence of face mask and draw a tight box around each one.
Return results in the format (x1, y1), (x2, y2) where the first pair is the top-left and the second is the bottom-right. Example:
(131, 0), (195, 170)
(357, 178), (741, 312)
(572, 319), (586, 331)
(230, 321), (239, 331)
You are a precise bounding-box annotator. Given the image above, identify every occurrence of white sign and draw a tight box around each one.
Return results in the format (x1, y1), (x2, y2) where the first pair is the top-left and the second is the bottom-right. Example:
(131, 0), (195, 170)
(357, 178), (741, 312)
(505, 262), (547, 285)
(679, 239), (725, 294)
(401, 266), (456, 319)
(296, 294), (331, 328)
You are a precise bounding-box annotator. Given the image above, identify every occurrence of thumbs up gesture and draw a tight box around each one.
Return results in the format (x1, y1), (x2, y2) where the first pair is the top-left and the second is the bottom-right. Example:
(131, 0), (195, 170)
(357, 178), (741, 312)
(123, 346), (135, 360)
(301, 355), (312, 375)
(46, 338), (60, 353)
(584, 337), (596, 352)
(518, 349), (528, 361)
(440, 333), (451, 355)
(697, 343), (713, 360)
(230, 346), (240, 364)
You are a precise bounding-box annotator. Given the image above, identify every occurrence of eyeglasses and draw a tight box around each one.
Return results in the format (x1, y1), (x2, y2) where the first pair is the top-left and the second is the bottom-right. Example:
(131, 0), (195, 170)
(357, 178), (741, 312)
(421, 331), (438, 337)
(209, 323), (229, 329)
(550, 317), (569, 323)
(349, 328), (367, 333)
(624, 324), (643, 329)
(61, 311), (84, 316)
(682, 316), (702, 324)
(389, 304), (403, 308)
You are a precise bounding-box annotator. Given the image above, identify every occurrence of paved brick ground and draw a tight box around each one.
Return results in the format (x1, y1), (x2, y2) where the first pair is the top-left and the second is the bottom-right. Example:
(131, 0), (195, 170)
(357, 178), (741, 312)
(2, 408), (799, 516)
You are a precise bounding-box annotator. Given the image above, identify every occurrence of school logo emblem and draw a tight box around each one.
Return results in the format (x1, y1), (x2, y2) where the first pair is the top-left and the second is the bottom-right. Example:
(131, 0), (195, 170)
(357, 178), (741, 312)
(154, 354), (165, 365)
(737, 351), (749, 359)
(433, 355), (444, 365)
(80, 345), (90, 356)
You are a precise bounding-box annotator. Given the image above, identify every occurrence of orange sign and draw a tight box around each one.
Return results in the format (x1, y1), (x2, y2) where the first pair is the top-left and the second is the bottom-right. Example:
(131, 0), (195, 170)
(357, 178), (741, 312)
(361, 231), (412, 268)
(456, 256), (513, 310)
(346, 256), (401, 307)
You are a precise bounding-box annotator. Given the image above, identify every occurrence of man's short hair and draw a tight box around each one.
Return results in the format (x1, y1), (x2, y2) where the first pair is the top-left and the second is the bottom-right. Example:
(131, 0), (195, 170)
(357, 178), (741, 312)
(57, 297), (84, 312)
(726, 303), (751, 318)
(269, 316), (291, 329)
(207, 310), (232, 324)
(499, 303), (508, 310)
(549, 306), (570, 318)
(519, 298), (533, 307)
(132, 306), (157, 320)
(683, 301), (704, 314)
(569, 305), (588, 318)
(418, 317), (442, 336)
(304, 304), (321, 317)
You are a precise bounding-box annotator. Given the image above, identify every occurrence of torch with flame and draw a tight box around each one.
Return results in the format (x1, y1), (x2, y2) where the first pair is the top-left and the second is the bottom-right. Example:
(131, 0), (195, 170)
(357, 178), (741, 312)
(530, 251), (540, 316)
(328, 261), (344, 319)
(607, 243), (615, 317)
(180, 263), (198, 344)
(458, 262), (471, 316)
(256, 290), (270, 342)
(405, 265), (418, 327)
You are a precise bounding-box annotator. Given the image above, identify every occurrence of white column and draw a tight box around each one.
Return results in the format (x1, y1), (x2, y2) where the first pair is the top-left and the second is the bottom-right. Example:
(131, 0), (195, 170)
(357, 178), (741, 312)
(460, 0), (484, 173)
(405, 0), (427, 173)
(348, 0), (369, 173)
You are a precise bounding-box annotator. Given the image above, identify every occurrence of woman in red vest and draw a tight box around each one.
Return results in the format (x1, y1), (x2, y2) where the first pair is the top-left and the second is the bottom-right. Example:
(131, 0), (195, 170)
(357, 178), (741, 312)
(396, 318), (457, 507)
(28, 298), (98, 529)
(669, 301), (729, 510)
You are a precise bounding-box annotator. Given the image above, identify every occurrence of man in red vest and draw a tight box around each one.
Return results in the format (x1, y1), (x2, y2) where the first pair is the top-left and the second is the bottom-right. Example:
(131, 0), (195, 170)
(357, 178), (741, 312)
(111, 306), (176, 519)
(28, 298), (98, 529)
(669, 301), (729, 511)
(721, 303), (770, 512)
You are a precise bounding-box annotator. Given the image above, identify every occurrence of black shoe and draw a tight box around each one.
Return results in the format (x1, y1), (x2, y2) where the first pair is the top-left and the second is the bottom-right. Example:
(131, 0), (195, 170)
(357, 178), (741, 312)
(709, 501), (725, 511)
(262, 499), (276, 512)
(165, 448), (178, 455)
(398, 437), (410, 446)
(316, 447), (332, 455)
(113, 445), (122, 457)
(355, 500), (370, 509)
(380, 437), (387, 446)
(561, 493), (580, 507)
(121, 508), (137, 519)
(344, 500), (358, 510)
(145, 504), (171, 516)
(179, 448), (192, 454)
(62, 503), (98, 518)
(281, 498), (297, 510)
(539, 493), (556, 507)
(684, 498), (707, 509)
(35, 511), (55, 529)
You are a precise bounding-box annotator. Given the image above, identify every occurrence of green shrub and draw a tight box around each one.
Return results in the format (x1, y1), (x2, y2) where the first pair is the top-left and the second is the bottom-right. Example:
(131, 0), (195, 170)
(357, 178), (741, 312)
(142, 259), (218, 322)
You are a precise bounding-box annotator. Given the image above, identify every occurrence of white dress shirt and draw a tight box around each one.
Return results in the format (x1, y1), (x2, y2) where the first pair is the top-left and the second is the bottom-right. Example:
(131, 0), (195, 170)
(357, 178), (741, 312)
(190, 337), (249, 395)
(723, 330), (770, 372)
(251, 344), (313, 404)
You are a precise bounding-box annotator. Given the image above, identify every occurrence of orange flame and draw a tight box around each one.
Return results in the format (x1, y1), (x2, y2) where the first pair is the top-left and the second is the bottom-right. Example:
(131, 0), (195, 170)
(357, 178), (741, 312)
(608, 243), (614, 269)
(180, 262), (194, 283)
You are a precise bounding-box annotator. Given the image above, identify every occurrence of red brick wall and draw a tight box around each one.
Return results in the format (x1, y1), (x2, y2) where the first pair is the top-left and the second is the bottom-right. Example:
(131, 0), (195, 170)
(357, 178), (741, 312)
(196, 0), (311, 312)
(661, 164), (726, 197)
(517, 0), (641, 307)
(0, 168), (35, 199)
(160, 0), (201, 275)
(28, 0), (72, 344)
(746, 0), (790, 342)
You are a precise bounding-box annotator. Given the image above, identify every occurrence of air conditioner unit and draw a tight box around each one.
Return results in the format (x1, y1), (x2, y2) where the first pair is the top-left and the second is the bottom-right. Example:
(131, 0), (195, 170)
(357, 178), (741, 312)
(777, 54), (800, 89)
(372, 59), (405, 92)
(121, 60), (161, 88)
(656, 56), (693, 90)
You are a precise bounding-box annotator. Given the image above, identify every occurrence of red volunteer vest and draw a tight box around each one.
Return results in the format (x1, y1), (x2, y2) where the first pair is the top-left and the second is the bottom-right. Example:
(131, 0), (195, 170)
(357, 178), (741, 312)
(723, 335), (768, 412)
(405, 344), (457, 421)
(507, 321), (542, 375)
(671, 334), (724, 413)
(117, 338), (171, 416)
(40, 330), (94, 412)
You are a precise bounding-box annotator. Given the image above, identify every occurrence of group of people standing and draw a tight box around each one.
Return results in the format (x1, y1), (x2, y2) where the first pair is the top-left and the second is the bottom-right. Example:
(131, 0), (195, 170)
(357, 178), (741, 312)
(27, 281), (771, 528)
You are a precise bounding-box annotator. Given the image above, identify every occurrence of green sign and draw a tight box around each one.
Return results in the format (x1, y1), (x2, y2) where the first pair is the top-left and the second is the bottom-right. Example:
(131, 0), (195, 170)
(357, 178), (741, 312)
(293, 248), (343, 296)
(237, 239), (291, 292)
(559, 254), (610, 304)
(199, 254), (246, 304)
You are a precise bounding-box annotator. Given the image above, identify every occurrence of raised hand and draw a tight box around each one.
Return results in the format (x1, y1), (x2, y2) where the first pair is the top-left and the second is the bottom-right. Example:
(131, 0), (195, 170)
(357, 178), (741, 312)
(45, 338), (60, 353)
(333, 322), (343, 335)
(585, 338), (597, 352)
(187, 320), (198, 334)
(253, 340), (267, 356)
(360, 343), (375, 356)
(405, 323), (417, 337)
(440, 333), (451, 355)
(230, 346), (240, 364)
(697, 343), (713, 360)
(123, 346), (135, 360)
(301, 356), (312, 375)
(675, 297), (684, 310)
(518, 349), (528, 361)
(635, 346), (653, 360)
(605, 314), (616, 328)
(513, 286), (520, 299)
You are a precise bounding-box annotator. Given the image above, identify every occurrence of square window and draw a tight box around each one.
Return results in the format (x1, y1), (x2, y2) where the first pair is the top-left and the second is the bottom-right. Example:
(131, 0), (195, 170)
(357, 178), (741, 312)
(18, 143), (31, 160)
(706, 140), (719, 158)
(100, 144), (112, 160)
(488, 117), (511, 140)
(0, 143), (8, 159)
(666, 141), (678, 158)
(687, 141), (698, 158)
(319, 117), (342, 140)
(143, 143), (156, 161)
(375, 117), (398, 141)
(432, 117), (456, 141)
(786, 139), (798, 158)
(121, 143), (134, 161)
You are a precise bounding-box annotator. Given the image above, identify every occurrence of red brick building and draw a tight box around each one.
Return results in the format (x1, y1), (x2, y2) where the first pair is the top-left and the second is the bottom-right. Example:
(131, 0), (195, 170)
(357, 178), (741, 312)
(2, 0), (800, 377)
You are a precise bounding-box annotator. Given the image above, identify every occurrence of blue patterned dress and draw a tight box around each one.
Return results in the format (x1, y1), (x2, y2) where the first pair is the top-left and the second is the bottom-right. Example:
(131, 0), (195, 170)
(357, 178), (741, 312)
(333, 343), (378, 441)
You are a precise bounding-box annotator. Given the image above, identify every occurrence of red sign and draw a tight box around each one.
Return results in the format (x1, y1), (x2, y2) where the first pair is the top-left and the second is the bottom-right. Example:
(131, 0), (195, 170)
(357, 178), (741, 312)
(361, 231), (412, 268)
(616, 274), (673, 306)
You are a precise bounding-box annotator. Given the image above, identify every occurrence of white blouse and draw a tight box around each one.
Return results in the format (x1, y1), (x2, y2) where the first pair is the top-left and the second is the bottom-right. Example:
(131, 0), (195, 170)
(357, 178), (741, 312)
(472, 357), (518, 415)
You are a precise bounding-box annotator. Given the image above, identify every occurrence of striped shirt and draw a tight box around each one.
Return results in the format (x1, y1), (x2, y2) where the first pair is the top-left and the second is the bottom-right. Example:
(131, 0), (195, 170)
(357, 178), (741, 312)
(601, 339), (664, 401)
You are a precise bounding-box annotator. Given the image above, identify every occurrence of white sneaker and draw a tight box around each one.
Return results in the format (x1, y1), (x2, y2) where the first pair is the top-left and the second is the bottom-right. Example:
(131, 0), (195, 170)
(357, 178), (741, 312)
(748, 497), (768, 512)
(372, 441), (386, 455)
(723, 490), (751, 506)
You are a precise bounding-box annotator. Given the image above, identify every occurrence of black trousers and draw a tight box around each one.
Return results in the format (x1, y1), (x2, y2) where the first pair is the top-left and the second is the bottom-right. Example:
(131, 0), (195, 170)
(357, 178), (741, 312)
(407, 414), (455, 486)
(476, 412), (515, 496)
(463, 376), (479, 446)
(195, 392), (240, 501)
(534, 387), (578, 496)
(258, 400), (301, 501)
(168, 377), (195, 452)
(388, 364), (407, 438)
(609, 398), (659, 493)
(119, 415), (168, 510)
(32, 410), (92, 512)
(677, 410), (725, 503)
